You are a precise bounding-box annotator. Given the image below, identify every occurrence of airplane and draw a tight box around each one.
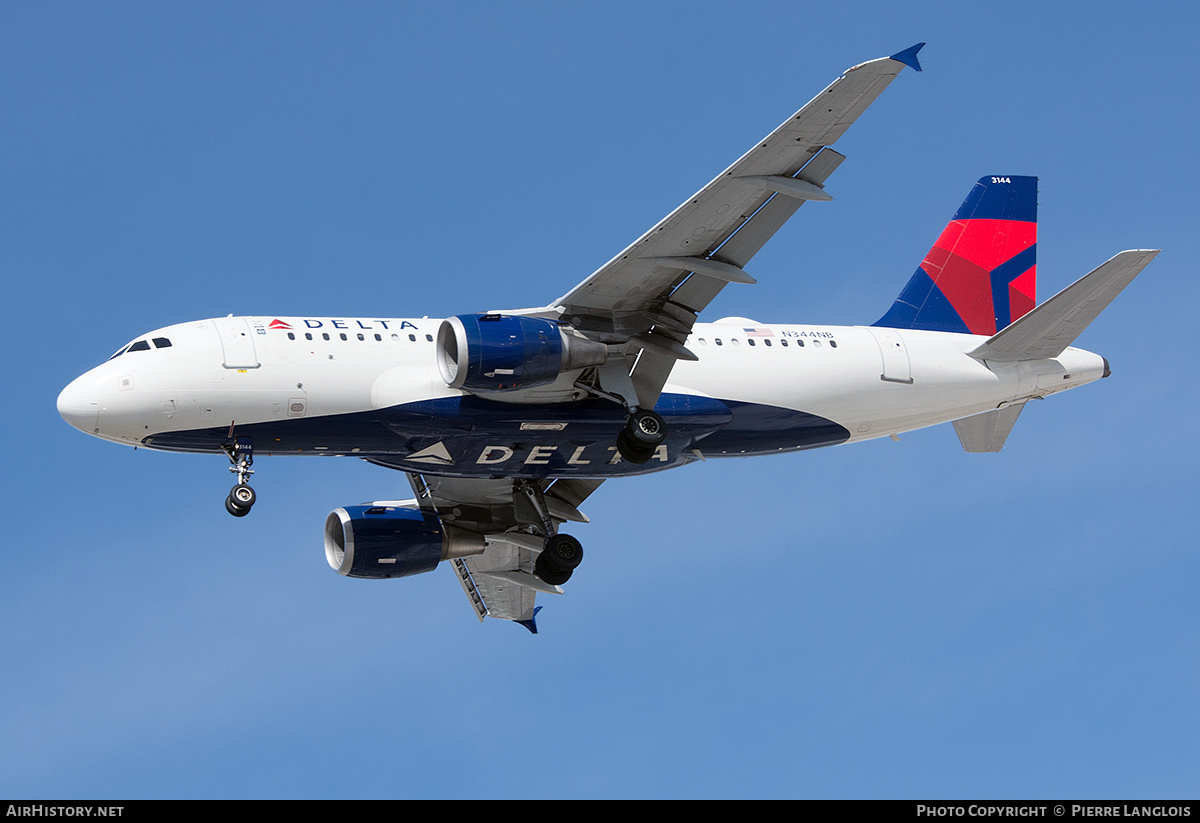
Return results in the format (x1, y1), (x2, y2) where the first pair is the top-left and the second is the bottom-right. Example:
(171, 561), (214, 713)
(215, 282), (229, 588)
(57, 44), (1157, 632)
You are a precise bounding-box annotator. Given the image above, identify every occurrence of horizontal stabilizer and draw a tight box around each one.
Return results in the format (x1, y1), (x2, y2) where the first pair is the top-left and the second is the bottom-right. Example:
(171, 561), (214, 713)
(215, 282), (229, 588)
(953, 402), (1026, 453)
(969, 250), (1159, 362)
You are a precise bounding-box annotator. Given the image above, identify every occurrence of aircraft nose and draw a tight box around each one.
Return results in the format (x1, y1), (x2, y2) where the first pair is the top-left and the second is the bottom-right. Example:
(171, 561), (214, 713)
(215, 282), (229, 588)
(57, 373), (100, 434)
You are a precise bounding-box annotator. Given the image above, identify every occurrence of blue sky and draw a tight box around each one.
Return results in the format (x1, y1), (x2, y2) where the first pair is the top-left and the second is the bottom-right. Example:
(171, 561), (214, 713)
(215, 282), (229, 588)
(4, 1), (1197, 799)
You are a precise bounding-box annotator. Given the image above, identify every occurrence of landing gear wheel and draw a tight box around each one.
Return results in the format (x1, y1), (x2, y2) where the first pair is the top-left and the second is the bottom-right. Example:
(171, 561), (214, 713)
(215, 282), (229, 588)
(543, 533), (584, 571)
(535, 553), (572, 586)
(616, 428), (655, 464)
(535, 533), (584, 586)
(617, 409), (665, 463)
(230, 484), (256, 509)
(627, 409), (666, 448)
(225, 495), (251, 517)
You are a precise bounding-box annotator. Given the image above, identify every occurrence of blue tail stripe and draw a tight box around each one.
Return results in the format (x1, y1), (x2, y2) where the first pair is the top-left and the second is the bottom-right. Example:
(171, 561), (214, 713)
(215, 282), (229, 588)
(988, 244), (1037, 329)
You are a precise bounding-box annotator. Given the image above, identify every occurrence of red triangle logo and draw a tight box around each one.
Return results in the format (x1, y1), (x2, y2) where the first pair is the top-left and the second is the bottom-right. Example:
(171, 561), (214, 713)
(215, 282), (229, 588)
(268, 319), (292, 329)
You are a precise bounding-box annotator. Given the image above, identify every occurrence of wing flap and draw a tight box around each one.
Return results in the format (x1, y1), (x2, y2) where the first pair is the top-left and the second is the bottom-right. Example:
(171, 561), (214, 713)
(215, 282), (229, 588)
(454, 543), (545, 623)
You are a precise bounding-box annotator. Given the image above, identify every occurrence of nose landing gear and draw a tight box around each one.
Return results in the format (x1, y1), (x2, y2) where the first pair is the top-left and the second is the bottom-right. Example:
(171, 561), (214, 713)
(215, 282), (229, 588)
(223, 438), (256, 517)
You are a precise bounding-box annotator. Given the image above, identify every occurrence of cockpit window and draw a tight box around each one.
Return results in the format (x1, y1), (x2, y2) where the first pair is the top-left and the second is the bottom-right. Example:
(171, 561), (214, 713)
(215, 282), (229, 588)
(107, 336), (171, 361)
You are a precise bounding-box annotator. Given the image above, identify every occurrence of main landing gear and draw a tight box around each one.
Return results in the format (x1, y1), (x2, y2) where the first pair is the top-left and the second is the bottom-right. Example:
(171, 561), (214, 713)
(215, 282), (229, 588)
(571, 379), (668, 465)
(616, 408), (666, 464)
(223, 438), (256, 517)
(516, 479), (586, 586)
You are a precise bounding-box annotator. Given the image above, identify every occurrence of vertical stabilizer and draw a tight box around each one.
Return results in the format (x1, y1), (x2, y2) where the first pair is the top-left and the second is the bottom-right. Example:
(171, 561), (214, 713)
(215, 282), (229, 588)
(875, 176), (1038, 335)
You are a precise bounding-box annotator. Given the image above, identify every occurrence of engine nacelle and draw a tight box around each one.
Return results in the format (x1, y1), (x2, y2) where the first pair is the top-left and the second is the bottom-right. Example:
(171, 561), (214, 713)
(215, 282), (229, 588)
(436, 314), (607, 393)
(324, 504), (485, 580)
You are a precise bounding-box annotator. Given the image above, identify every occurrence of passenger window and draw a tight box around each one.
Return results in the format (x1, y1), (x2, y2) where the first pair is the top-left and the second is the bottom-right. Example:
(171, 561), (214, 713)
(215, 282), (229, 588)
(425, 334), (433, 342)
(374, 334), (382, 341)
(731, 339), (740, 347)
(287, 333), (295, 340)
(357, 333), (365, 341)
(322, 333), (330, 341)
(830, 340), (838, 348)
(715, 339), (723, 346)
(764, 339), (771, 347)
(780, 339), (788, 347)
(305, 333), (313, 341)
(391, 334), (399, 342)
(747, 339), (756, 346)
(339, 333), (347, 341)
(408, 334), (416, 342)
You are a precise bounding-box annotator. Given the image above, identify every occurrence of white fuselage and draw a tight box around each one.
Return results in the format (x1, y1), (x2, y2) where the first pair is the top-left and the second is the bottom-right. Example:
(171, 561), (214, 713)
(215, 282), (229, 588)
(57, 315), (1107, 476)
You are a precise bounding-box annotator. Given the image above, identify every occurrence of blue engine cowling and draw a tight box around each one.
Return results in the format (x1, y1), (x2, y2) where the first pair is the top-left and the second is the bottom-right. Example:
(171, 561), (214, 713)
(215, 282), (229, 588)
(436, 314), (607, 393)
(324, 505), (447, 580)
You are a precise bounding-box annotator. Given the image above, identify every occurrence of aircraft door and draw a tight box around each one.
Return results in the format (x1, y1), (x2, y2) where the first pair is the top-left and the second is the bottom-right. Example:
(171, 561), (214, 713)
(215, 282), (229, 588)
(868, 328), (913, 384)
(213, 317), (261, 369)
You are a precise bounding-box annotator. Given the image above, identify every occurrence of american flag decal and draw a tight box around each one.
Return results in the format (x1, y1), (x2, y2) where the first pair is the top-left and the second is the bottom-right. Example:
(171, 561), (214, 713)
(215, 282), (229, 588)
(744, 327), (774, 338)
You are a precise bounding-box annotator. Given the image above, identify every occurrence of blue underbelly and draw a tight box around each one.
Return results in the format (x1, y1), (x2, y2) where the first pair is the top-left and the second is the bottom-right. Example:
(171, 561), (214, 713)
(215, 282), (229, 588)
(141, 393), (849, 476)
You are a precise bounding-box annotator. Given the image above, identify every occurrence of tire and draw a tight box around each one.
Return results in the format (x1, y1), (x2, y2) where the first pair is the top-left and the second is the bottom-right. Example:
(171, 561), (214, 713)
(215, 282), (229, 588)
(626, 409), (666, 447)
(225, 496), (250, 517)
(535, 551), (573, 586)
(616, 428), (655, 464)
(230, 484), (256, 508)
(542, 533), (584, 572)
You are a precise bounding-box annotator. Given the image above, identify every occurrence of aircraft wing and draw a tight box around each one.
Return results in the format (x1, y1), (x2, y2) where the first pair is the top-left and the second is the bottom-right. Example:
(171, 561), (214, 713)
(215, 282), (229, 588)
(375, 47), (921, 627)
(404, 471), (603, 631)
(538, 44), (923, 407)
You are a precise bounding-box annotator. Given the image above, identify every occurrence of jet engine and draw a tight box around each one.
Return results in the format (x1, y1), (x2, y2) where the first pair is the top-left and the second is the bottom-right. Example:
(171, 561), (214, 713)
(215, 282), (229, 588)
(436, 314), (608, 393)
(324, 504), (485, 580)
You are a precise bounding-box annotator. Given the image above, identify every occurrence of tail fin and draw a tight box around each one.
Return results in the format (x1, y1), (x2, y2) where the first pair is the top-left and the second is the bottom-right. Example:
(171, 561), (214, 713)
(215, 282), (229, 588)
(875, 175), (1038, 335)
